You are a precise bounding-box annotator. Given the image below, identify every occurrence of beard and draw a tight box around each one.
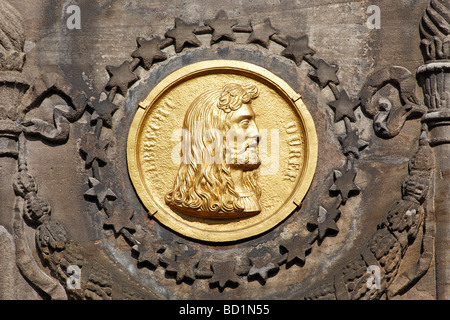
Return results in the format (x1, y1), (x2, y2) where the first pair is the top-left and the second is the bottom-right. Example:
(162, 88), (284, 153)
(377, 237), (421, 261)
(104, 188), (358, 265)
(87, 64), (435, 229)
(227, 138), (261, 171)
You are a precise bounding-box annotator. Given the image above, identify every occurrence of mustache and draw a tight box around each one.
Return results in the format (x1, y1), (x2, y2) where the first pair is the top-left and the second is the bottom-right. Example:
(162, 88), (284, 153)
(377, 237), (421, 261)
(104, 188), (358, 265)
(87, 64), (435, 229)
(234, 137), (259, 154)
(228, 138), (261, 169)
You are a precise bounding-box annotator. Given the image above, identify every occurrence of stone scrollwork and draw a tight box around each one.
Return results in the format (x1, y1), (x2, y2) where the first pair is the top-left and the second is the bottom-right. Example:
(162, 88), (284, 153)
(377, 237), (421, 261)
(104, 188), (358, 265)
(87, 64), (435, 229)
(360, 66), (427, 139)
(0, 0), (88, 300)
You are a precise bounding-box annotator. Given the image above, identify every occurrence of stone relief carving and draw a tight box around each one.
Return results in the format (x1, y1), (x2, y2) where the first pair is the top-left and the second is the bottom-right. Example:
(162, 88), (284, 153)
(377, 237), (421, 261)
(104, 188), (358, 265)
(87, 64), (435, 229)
(360, 66), (427, 139)
(0, 0), (445, 299)
(417, 0), (450, 300)
(76, 8), (432, 298)
(81, 11), (368, 291)
(304, 135), (435, 299)
(0, 0), (87, 299)
(420, 0), (450, 63)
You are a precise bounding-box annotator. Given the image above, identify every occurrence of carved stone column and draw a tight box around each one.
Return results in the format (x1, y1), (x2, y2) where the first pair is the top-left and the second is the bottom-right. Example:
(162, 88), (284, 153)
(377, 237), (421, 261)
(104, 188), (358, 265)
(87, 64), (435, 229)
(417, 0), (450, 300)
(0, 0), (27, 232)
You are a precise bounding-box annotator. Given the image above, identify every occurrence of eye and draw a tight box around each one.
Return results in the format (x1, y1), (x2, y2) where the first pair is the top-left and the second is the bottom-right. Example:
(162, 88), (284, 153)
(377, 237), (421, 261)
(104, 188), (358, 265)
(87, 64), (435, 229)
(240, 119), (250, 128)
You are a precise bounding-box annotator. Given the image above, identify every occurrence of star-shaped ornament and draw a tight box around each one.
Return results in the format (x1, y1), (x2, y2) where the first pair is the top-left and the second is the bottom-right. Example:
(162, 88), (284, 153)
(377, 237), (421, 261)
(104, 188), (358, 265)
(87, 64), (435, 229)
(210, 261), (240, 290)
(308, 205), (341, 240)
(79, 132), (109, 167)
(132, 241), (165, 269)
(328, 90), (361, 122)
(195, 261), (214, 278)
(105, 61), (139, 96)
(279, 234), (312, 266)
(205, 10), (238, 44)
(165, 18), (201, 53)
(281, 35), (315, 66)
(338, 129), (369, 158)
(103, 207), (136, 234)
(131, 36), (167, 70)
(329, 169), (361, 204)
(247, 18), (279, 48)
(165, 254), (199, 283)
(309, 59), (340, 88)
(84, 177), (116, 207)
(90, 96), (119, 128)
(248, 252), (279, 283)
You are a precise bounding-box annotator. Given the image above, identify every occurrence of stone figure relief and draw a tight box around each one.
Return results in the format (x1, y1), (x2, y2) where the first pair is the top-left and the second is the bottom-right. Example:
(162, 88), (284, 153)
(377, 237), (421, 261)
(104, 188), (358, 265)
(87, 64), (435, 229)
(165, 83), (262, 218)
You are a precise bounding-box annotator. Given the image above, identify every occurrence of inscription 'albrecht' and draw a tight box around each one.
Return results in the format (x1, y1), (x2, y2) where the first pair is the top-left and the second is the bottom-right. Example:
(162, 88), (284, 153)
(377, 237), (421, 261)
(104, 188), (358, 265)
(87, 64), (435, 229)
(143, 98), (176, 172)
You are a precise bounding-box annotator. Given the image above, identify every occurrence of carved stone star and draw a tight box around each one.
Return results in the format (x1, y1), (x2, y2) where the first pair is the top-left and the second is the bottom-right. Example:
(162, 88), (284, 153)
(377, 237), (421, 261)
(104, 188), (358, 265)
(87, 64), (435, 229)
(103, 207), (136, 234)
(281, 35), (315, 66)
(248, 252), (279, 282)
(308, 205), (341, 240)
(309, 59), (340, 88)
(105, 61), (139, 96)
(279, 234), (312, 265)
(132, 241), (165, 269)
(165, 18), (201, 53)
(90, 96), (119, 128)
(131, 36), (167, 70)
(338, 129), (369, 158)
(329, 169), (361, 204)
(205, 10), (238, 44)
(79, 132), (109, 167)
(84, 177), (116, 207)
(328, 90), (361, 122)
(165, 254), (199, 283)
(247, 18), (279, 48)
(210, 261), (240, 290)
(195, 261), (214, 278)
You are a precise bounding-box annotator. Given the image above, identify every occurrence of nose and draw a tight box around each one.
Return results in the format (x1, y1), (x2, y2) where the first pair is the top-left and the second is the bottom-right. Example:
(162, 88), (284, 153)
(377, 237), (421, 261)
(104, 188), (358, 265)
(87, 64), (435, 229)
(248, 122), (261, 144)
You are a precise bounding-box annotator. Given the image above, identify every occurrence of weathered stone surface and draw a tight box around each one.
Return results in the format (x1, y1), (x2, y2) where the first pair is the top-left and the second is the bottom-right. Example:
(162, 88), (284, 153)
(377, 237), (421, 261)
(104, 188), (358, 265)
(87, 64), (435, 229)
(0, 0), (445, 300)
(0, 226), (16, 299)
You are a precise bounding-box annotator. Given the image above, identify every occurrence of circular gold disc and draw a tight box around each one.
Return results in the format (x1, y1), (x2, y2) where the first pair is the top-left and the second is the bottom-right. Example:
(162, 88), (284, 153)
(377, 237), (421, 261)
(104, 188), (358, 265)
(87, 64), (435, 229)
(127, 60), (318, 242)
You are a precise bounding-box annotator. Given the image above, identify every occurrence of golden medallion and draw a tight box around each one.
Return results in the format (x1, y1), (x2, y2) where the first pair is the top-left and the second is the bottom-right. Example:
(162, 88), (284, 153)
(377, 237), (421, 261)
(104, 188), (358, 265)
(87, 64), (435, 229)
(127, 60), (318, 242)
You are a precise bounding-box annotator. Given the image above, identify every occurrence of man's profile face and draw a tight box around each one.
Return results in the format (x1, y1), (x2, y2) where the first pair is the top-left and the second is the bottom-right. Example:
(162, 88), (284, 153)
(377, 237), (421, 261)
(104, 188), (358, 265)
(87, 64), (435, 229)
(227, 103), (261, 170)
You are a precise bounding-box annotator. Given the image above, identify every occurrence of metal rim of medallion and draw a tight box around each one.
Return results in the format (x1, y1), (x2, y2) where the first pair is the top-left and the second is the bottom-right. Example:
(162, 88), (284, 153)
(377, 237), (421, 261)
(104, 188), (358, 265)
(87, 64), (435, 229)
(126, 60), (318, 242)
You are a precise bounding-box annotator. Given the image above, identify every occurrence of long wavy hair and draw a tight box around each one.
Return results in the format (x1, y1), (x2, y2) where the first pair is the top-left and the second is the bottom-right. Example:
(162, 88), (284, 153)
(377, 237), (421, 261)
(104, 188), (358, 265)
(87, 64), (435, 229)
(165, 83), (260, 215)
